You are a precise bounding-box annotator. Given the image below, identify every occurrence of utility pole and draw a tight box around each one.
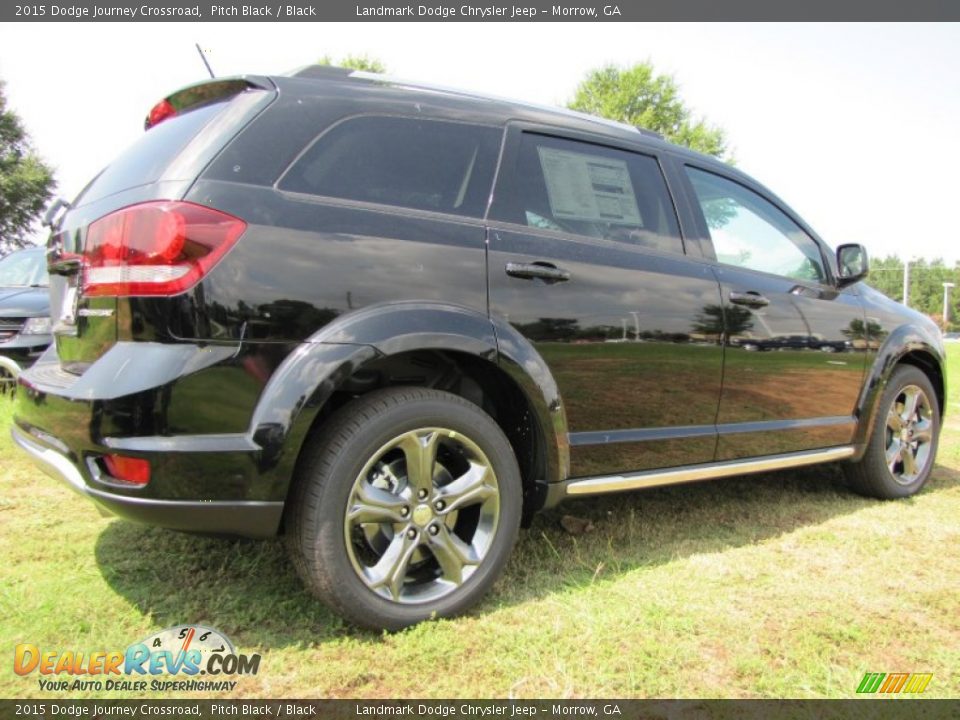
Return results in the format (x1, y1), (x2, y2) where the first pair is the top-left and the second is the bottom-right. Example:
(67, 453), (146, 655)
(943, 282), (955, 332)
(902, 260), (910, 307)
(629, 311), (641, 341)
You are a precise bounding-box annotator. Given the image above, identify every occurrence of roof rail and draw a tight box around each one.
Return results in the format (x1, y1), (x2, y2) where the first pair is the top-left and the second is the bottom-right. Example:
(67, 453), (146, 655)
(636, 127), (665, 140)
(290, 65), (356, 80)
(285, 65), (669, 145)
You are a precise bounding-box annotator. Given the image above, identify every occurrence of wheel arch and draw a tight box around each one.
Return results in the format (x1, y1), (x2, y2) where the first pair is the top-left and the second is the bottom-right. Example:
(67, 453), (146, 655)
(248, 302), (569, 526)
(851, 324), (946, 459)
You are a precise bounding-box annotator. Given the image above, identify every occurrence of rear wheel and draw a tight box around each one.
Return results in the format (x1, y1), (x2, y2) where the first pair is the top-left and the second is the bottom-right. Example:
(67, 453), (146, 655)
(287, 387), (522, 630)
(845, 365), (940, 499)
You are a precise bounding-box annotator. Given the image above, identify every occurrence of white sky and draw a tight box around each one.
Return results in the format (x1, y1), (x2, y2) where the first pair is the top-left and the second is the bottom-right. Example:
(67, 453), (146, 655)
(1, 22), (958, 262)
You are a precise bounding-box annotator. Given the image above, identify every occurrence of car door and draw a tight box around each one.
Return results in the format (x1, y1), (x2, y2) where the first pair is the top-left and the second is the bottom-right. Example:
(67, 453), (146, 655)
(486, 127), (725, 478)
(678, 163), (867, 460)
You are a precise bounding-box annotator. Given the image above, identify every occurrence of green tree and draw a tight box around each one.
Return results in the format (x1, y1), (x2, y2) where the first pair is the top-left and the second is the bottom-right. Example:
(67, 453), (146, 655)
(568, 62), (729, 160)
(866, 255), (905, 302)
(866, 255), (960, 331)
(317, 54), (387, 73)
(692, 303), (752, 342)
(0, 80), (55, 253)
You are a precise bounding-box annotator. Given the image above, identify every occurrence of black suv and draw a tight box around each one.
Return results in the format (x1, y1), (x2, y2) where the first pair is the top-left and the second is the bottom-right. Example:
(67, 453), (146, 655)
(0, 246), (52, 390)
(12, 68), (944, 629)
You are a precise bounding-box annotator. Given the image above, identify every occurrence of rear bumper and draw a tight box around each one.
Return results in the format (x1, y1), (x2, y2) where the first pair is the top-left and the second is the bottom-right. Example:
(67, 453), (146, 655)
(12, 340), (291, 537)
(12, 414), (284, 539)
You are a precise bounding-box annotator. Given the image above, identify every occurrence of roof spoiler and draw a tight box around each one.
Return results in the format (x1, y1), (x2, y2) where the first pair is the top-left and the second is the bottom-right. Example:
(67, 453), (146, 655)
(144, 75), (274, 130)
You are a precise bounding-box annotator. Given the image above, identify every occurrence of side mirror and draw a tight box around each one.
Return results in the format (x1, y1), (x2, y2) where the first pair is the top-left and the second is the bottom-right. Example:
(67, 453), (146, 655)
(837, 244), (869, 287)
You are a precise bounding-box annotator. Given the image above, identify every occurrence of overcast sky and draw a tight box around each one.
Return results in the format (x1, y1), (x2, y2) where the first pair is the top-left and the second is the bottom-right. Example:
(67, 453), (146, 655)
(1, 22), (958, 262)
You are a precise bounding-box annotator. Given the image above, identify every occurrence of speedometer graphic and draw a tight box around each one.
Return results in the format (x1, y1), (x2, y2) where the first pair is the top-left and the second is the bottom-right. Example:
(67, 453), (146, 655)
(136, 625), (235, 674)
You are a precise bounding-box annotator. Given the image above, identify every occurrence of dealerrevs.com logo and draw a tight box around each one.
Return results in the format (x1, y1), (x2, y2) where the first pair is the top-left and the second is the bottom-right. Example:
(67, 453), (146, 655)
(14, 625), (261, 693)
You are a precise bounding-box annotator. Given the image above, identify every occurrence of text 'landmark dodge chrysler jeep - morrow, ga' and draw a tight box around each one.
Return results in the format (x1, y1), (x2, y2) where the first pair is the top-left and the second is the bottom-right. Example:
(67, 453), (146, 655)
(12, 68), (945, 629)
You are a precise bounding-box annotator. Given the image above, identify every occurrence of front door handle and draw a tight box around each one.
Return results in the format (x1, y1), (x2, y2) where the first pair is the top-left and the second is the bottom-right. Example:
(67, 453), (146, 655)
(505, 261), (571, 284)
(729, 290), (770, 308)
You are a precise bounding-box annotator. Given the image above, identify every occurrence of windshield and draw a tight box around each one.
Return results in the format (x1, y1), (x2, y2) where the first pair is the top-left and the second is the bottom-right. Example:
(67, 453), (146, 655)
(0, 248), (49, 287)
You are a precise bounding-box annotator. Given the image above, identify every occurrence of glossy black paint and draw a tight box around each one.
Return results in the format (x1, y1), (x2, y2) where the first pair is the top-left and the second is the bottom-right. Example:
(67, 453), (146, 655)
(709, 264), (867, 459)
(173, 180), (489, 342)
(13, 69), (945, 537)
(849, 285), (946, 455)
(488, 223), (724, 477)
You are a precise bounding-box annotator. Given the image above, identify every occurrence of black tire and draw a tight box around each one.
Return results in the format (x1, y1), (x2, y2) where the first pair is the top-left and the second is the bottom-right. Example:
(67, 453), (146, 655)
(287, 386), (522, 630)
(845, 365), (940, 499)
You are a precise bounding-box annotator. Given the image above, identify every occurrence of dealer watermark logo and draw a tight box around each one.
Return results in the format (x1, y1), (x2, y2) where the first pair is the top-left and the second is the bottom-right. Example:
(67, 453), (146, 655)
(14, 625), (260, 693)
(856, 672), (933, 695)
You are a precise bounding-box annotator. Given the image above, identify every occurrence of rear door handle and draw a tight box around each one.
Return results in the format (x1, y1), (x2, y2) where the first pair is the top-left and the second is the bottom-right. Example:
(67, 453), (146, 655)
(505, 261), (571, 284)
(729, 290), (770, 308)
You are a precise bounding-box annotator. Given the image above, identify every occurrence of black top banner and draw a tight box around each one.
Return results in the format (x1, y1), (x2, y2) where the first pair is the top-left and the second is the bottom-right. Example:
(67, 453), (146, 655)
(3, 0), (959, 21)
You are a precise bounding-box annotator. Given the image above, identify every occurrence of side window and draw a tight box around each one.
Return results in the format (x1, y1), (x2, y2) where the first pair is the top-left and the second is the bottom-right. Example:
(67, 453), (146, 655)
(278, 116), (502, 218)
(685, 166), (826, 282)
(491, 133), (683, 254)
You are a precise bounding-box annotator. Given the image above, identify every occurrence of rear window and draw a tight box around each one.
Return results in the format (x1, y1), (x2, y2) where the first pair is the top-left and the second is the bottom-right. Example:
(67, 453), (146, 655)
(278, 116), (503, 218)
(75, 100), (233, 207)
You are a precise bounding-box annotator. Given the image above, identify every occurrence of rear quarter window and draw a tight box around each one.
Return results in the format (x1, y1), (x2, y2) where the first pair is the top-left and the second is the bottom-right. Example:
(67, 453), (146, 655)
(277, 116), (503, 219)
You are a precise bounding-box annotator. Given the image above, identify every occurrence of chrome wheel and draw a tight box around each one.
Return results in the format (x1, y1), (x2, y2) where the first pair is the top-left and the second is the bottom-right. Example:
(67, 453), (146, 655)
(344, 427), (500, 604)
(885, 384), (934, 486)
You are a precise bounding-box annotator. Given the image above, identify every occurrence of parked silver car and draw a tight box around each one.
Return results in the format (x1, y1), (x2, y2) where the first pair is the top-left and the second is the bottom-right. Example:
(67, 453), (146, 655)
(0, 246), (52, 391)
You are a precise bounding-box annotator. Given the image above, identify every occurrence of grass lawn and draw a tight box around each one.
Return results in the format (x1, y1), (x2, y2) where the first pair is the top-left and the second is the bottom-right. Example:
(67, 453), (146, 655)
(0, 348), (958, 699)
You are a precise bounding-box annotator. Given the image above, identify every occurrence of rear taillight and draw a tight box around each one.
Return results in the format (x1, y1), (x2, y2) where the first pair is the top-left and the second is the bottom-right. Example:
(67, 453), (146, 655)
(83, 201), (246, 297)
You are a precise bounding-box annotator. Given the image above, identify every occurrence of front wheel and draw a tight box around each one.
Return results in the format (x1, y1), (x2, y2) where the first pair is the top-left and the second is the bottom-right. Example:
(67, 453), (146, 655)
(287, 387), (522, 630)
(845, 365), (940, 499)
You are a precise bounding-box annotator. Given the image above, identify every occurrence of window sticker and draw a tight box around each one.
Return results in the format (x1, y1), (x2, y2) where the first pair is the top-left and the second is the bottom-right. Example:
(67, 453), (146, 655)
(537, 146), (644, 225)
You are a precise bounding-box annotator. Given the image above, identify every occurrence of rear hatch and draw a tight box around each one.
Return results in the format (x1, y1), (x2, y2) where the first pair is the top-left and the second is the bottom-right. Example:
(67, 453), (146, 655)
(47, 77), (275, 373)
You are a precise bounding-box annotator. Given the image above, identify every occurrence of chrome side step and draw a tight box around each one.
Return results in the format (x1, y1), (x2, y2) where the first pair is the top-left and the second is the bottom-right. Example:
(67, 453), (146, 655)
(564, 446), (856, 497)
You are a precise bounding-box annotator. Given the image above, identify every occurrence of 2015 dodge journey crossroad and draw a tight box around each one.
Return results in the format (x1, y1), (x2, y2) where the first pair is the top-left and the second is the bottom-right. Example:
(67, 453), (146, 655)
(13, 67), (944, 629)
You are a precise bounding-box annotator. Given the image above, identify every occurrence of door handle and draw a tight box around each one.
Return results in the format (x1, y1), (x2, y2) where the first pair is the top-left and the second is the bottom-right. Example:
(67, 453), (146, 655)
(505, 261), (571, 284)
(729, 290), (770, 308)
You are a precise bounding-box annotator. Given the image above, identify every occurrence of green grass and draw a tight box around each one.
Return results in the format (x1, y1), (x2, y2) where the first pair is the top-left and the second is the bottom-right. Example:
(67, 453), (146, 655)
(1, 348), (959, 699)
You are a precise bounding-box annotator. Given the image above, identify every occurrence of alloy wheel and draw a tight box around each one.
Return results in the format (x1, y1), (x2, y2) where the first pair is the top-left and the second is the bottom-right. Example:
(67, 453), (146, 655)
(343, 427), (501, 604)
(885, 384), (934, 485)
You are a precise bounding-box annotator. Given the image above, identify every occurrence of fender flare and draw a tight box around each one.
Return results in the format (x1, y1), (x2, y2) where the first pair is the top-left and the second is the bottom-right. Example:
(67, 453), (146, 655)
(851, 323), (945, 458)
(247, 301), (569, 501)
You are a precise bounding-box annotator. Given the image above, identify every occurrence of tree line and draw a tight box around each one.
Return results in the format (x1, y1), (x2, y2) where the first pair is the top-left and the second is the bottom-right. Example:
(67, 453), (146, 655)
(866, 256), (960, 330)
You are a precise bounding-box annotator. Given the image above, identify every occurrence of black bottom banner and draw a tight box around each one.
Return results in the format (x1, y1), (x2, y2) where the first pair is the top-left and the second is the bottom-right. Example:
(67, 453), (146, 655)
(2, 700), (959, 720)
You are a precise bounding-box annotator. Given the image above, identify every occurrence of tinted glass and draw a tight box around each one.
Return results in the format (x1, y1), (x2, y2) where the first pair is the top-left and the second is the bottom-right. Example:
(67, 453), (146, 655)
(491, 133), (682, 253)
(279, 117), (502, 218)
(0, 248), (48, 287)
(686, 167), (825, 282)
(76, 101), (229, 206)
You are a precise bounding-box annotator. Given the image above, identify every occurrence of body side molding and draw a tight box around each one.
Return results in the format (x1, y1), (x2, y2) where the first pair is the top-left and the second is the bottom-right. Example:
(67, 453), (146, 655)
(558, 445), (856, 500)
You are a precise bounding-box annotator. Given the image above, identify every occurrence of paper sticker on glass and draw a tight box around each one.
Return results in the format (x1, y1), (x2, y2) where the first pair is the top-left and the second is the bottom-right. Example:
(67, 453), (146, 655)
(537, 146), (644, 226)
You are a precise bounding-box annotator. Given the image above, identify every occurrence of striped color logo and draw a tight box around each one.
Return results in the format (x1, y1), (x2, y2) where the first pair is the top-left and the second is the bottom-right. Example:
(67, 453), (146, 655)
(857, 672), (933, 694)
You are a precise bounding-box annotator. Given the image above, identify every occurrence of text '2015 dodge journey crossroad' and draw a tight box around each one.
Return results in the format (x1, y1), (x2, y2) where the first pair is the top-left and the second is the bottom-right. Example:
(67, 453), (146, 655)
(12, 67), (945, 629)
